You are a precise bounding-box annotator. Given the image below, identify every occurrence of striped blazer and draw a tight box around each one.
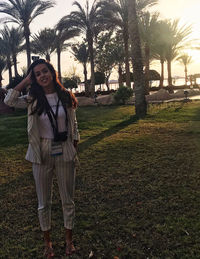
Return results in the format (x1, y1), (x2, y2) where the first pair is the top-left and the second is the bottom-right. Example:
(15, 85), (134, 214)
(4, 89), (80, 164)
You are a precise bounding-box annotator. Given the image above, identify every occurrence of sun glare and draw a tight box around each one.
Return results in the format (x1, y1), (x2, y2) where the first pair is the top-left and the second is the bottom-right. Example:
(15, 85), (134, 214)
(155, 0), (200, 70)
(184, 49), (200, 62)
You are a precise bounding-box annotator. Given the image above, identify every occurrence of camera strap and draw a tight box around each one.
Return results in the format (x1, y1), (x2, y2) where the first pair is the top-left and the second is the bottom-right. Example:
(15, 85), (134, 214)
(44, 94), (68, 138)
(59, 97), (68, 131)
(45, 97), (60, 137)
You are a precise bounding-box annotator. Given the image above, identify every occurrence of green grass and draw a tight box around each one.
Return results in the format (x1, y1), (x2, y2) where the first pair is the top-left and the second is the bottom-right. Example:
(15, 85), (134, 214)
(1, 102), (200, 258)
(0, 109), (27, 147)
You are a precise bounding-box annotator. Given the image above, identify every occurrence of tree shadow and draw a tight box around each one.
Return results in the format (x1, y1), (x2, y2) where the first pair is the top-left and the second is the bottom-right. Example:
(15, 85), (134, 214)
(78, 115), (139, 152)
(0, 115), (138, 192)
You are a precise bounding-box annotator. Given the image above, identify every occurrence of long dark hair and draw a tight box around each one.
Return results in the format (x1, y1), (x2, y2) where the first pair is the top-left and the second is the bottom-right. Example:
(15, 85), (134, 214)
(28, 59), (78, 115)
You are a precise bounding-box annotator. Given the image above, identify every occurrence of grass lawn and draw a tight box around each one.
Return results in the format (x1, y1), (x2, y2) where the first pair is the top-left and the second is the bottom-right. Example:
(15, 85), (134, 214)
(1, 102), (200, 258)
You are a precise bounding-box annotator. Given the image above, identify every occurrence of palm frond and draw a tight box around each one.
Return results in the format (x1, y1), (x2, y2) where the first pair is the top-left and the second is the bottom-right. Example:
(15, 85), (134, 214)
(72, 1), (86, 16)
(30, 1), (56, 22)
(136, 0), (158, 11)
(31, 28), (56, 57)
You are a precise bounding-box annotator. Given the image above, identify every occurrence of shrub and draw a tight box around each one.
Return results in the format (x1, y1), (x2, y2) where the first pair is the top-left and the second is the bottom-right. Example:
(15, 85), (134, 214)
(63, 77), (79, 90)
(114, 86), (133, 104)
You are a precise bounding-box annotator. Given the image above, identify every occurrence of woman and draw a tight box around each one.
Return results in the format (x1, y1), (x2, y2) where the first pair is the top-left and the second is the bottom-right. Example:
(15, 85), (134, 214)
(4, 59), (80, 258)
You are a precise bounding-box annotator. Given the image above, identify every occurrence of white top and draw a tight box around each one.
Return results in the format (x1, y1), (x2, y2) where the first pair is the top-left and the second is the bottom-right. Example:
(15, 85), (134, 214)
(38, 92), (67, 139)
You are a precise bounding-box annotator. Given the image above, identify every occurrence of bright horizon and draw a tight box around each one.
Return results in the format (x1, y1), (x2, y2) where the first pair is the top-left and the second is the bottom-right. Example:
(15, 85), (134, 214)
(1, 0), (200, 85)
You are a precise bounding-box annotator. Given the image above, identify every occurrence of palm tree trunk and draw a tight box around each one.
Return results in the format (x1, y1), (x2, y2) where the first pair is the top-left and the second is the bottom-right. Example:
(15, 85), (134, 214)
(7, 58), (12, 84)
(144, 43), (150, 95)
(13, 55), (18, 77)
(123, 27), (131, 87)
(167, 59), (173, 93)
(160, 59), (164, 88)
(57, 47), (62, 83)
(83, 63), (89, 96)
(128, 0), (147, 118)
(87, 31), (95, 97)
(184, 65), (188, 85)
(118, 64), (123, 86)
(24, 25), (31, 68)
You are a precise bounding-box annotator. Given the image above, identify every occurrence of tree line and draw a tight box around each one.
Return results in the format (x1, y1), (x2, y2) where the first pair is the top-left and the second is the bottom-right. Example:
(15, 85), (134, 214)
(0, 0), (195, 117)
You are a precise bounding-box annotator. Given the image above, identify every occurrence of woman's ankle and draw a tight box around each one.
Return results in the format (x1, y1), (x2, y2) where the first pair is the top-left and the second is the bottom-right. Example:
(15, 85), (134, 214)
(43, 230), (52, 246)
(45, 241), (53, 247)
(65, 228), (72, 244)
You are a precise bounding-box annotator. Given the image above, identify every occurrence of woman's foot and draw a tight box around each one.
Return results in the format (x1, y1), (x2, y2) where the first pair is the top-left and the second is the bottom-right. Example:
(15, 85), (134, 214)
(43, 242), (54, 258)
(65, 241), (76, 256)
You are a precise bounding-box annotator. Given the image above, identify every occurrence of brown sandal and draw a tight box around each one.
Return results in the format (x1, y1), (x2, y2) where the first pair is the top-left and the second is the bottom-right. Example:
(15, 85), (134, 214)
(44, 243), (55, 258)
(65, 242), (76, 256)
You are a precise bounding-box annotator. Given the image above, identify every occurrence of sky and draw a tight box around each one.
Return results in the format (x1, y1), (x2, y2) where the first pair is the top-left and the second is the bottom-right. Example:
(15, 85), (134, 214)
(1, 0), (200, 85)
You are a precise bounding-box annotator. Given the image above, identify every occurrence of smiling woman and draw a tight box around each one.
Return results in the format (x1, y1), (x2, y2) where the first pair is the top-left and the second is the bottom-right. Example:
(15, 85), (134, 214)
(4, 58), (80, 258)
(33, 63), (54, 93)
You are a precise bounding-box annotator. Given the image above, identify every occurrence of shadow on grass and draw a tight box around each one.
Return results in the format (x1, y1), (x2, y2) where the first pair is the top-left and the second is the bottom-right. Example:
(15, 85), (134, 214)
(0, 115), (138, 191)
(78, 115), (139, 152)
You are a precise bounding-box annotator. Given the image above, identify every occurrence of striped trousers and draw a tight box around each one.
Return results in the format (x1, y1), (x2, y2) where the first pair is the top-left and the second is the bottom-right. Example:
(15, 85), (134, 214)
(32, 139), (76, 232)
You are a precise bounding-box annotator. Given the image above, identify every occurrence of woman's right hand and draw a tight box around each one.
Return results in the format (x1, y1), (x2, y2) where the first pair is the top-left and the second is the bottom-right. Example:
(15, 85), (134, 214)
(23, 70), (32, 87)
(14, 70), (32, 92)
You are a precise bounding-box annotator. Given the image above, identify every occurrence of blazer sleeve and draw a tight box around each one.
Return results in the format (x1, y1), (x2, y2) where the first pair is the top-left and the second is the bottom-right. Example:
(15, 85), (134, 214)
(4, 89), (29, 109)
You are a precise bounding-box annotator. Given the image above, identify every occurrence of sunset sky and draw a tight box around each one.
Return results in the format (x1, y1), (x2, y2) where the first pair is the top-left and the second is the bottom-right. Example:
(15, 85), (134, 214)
(1, 0), (200, 84)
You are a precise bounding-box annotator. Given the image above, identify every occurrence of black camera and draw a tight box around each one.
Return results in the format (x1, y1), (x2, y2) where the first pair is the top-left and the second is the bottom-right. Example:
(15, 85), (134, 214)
(32, 56), (40, 62)
(54, 131), (68, 142)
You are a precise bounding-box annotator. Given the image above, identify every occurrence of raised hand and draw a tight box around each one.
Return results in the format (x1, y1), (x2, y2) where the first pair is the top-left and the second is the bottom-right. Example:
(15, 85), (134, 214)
(14, 70), (32, 92)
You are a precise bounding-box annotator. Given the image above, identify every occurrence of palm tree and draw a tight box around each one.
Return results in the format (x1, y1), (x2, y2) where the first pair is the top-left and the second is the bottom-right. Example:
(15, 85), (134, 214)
(0, 25), (24, 80)
(0, 0), (55, 68)
(0, 41), (12, 83)
(99, 0), (158, 88)
(151, 21), (168, 88)
(152, 47), (166, 88)
(128, 0), (147, 118)
(71, 42), (89, 95)
(8, 26), (24, 77)
(152, 19), (193, 91)
(61, 0), (104, 96)
(54, 20), (79, 82)
(139, 11), (160, 94)
(100, 0), (131, 87)
(163, 19), (192, 92)
(0, 27), (13, 83)
(177, 53), (192, 85)
(31, 28), (56, 61)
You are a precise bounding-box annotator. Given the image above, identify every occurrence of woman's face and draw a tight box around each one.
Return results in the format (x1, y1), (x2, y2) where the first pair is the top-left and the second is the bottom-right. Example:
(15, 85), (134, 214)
(33, 63), (54, 90)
